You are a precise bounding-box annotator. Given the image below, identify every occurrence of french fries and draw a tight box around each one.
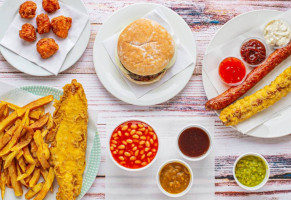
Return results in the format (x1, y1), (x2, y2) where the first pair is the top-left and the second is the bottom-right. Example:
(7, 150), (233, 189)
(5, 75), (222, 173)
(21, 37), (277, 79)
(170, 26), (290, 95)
(29, 113), (49, 130)
(34, 167), (55, 200)
(0, 96), (56, 200)
(25, 182), (43, 199)
(7, 159), (22, 196)
(0, 170), (5, 199)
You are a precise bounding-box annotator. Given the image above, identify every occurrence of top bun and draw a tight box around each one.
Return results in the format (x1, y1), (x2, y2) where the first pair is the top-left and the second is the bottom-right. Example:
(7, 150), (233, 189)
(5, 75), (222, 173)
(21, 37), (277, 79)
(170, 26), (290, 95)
(117, 18), (175, 76)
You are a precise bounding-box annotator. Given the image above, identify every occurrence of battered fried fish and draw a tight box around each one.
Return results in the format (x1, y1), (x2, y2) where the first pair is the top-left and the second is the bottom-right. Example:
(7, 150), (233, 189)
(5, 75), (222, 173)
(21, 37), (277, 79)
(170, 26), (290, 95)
(50, 79), (88, 200)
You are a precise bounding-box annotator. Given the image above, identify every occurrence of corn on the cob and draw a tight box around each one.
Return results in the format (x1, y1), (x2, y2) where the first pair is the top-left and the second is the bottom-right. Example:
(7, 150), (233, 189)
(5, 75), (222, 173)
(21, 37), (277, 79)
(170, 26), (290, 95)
(220, 66), (291, 126)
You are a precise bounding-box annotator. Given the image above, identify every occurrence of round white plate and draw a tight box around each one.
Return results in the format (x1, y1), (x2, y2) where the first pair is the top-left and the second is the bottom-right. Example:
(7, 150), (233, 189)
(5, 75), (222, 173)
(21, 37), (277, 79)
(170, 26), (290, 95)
(202, 10), (286, 138)
(93, 3), (196, 106)
(0, 0), (91, 76)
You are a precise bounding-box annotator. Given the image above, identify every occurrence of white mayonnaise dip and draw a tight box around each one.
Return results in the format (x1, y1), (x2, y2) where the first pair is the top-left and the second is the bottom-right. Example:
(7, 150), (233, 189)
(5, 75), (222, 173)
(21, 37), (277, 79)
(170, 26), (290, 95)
(263, 20), (291, 47)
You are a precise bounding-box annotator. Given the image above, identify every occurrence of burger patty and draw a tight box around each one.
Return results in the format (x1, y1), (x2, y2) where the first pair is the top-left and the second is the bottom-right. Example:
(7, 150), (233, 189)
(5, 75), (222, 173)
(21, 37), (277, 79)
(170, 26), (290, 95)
(128, 70), (164, 82)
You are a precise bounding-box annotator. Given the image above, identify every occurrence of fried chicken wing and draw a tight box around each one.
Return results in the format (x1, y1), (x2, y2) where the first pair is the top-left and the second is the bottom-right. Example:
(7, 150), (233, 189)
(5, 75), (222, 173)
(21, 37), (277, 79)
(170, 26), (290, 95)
(51, 16), (72, 38)
(36, 38), (59, 59)
(42, 0), (60, 13)
(19, 1), (37, 18)
(36, 14), (50, 34)
(50, 80), (88, 200)
(19, 23), (37, 42)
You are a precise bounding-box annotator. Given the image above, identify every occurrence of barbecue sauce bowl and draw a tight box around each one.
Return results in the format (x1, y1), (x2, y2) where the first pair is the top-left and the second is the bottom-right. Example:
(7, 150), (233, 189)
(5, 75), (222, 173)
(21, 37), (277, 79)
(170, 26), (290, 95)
(177, 125), (212, 161)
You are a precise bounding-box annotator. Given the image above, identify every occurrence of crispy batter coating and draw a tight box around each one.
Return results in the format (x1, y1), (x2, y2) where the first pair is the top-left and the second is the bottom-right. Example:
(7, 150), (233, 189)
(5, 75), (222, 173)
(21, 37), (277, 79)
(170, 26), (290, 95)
(50, 79), (88, 200)
(19, 23), (37, 42)
(51, 16), (72, 38)
(36, 38), (59, 59)
(19, 1), (37, 18)
(42, 0), (60, 13)
(36, 14), (50, 34)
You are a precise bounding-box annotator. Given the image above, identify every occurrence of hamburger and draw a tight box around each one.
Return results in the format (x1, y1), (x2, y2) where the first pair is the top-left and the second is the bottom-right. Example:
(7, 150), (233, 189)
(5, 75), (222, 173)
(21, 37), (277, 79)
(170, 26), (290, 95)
(116, 18), (176, 84)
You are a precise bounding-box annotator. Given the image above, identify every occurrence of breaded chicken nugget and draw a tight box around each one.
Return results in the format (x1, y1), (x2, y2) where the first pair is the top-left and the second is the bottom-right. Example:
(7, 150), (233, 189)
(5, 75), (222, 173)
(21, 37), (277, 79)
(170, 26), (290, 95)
(51, 16), (72, 38)
(42, 0), (60, 13)
(19, 23), (37, 42)
(19, 1), (37, 18)
(37, 38), (59, 59)
(36, 14), (50, 34)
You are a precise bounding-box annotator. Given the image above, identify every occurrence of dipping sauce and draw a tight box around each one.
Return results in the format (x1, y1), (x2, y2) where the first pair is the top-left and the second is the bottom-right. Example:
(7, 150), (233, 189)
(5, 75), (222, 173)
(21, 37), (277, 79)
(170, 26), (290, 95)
(240, 39), (267, 66)
(159, 162), (191, 194)
(109, 120), (158, 169)
(219, 57), (246, 85)
(264, 20), (291, 48)
(235, 155), (267, 187)
(178, 127), (210, 157)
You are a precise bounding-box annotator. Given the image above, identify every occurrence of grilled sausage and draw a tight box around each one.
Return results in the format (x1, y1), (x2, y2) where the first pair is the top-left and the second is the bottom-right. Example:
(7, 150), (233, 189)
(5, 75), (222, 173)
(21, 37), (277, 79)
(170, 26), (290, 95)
(205, 41), (291, 110)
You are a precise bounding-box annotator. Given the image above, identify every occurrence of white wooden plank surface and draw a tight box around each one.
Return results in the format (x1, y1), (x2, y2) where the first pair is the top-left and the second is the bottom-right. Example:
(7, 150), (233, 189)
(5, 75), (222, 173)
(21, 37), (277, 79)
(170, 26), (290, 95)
(0, 0), (291, 199)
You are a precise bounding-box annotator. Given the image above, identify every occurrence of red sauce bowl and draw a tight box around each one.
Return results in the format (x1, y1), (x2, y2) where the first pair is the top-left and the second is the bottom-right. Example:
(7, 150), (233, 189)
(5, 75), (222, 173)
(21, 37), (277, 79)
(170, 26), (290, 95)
(108, 120), (159, 171)
(218, 57), (247, 86)
(240, 38), (268, 67)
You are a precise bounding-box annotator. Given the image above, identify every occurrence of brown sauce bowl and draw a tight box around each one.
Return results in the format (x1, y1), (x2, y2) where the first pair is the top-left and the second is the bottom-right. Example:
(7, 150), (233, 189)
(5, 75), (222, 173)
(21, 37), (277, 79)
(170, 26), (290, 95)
(177, 125), (212, 161)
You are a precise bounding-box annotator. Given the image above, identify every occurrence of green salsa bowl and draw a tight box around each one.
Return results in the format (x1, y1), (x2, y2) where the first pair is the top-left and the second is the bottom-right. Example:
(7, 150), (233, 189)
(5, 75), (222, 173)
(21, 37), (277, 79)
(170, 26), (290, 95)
(233, 153), (270, 190)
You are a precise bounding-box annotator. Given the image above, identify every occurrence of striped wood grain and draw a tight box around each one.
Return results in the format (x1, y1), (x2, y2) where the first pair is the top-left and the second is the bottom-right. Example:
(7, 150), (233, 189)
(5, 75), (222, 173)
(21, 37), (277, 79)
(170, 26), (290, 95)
(0, 0), (291, 199)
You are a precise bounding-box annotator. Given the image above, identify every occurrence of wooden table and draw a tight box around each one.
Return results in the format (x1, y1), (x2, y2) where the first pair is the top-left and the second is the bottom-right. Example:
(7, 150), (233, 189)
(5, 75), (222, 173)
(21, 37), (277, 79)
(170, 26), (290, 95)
(0, 0), (291, 199)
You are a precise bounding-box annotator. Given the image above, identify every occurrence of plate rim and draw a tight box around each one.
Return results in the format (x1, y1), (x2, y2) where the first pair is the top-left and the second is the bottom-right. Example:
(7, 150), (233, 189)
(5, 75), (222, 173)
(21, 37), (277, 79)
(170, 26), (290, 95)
(93, 2), (197, 106)
(19, 84), (101, 198)
(202, 9), (288, 138)
(0, 0), (91, 76)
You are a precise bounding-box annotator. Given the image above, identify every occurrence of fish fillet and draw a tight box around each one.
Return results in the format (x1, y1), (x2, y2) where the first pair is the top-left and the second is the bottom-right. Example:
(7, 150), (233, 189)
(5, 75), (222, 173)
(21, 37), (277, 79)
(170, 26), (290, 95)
(50, 79), (88, 200)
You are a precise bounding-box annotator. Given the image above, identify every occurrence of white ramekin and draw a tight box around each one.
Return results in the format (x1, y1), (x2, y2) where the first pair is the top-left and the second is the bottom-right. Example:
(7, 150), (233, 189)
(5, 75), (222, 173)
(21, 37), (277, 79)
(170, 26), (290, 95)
(233, 152), (270, 191)
(108, 119), (159, 172)
(177, 124), (212, 162)
(218, 57), (247, 87)
(240, 37), (269, 68)
(156, 159), (193, 197)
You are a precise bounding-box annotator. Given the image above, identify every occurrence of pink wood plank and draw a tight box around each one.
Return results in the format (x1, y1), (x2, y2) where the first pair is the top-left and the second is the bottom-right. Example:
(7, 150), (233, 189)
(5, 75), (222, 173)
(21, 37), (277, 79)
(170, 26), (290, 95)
(0, 0), (291, 199)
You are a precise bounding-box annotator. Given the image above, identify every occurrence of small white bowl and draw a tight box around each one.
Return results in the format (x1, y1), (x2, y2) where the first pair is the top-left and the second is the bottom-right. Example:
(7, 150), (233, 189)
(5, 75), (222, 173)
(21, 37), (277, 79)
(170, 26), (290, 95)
(177, 124), (212, 162)
(218, 57), (247, 87)
(240, 37), (269, 68)
(157, 159), (193, 197)
(233, 152), (270, 191)
(108, 119), (159, 172)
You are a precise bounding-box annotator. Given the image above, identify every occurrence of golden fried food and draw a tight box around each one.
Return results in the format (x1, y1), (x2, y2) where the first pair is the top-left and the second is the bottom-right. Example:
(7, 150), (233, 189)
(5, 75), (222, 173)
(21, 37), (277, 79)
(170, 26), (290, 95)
(34, 167), (55, 200)
(51, 16), (72, 38)
(0, 96), (56, 199)
(19, 1), (37, 18)
(50, 79), (88, 200)
(19, 23), (37, 42)
(220, 66), (291, 126)
(8, 159), (23, 196)
(42, 0), (60, 13)
(36, 38), (59, 59)
(36, 14), (50, 34)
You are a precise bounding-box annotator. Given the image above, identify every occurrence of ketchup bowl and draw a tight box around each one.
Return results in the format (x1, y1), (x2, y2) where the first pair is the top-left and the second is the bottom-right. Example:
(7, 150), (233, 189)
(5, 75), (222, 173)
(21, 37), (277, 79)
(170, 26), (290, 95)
(218, 57), (247, 86)
(108, 119), (159, 171)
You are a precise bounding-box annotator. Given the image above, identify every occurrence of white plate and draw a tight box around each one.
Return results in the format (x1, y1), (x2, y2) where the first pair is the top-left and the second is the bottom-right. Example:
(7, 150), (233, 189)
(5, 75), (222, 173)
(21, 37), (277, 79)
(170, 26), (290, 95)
(93, 3), (196, 106)
(202, 10), (286, 138)
(0, 0), (90, 76)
